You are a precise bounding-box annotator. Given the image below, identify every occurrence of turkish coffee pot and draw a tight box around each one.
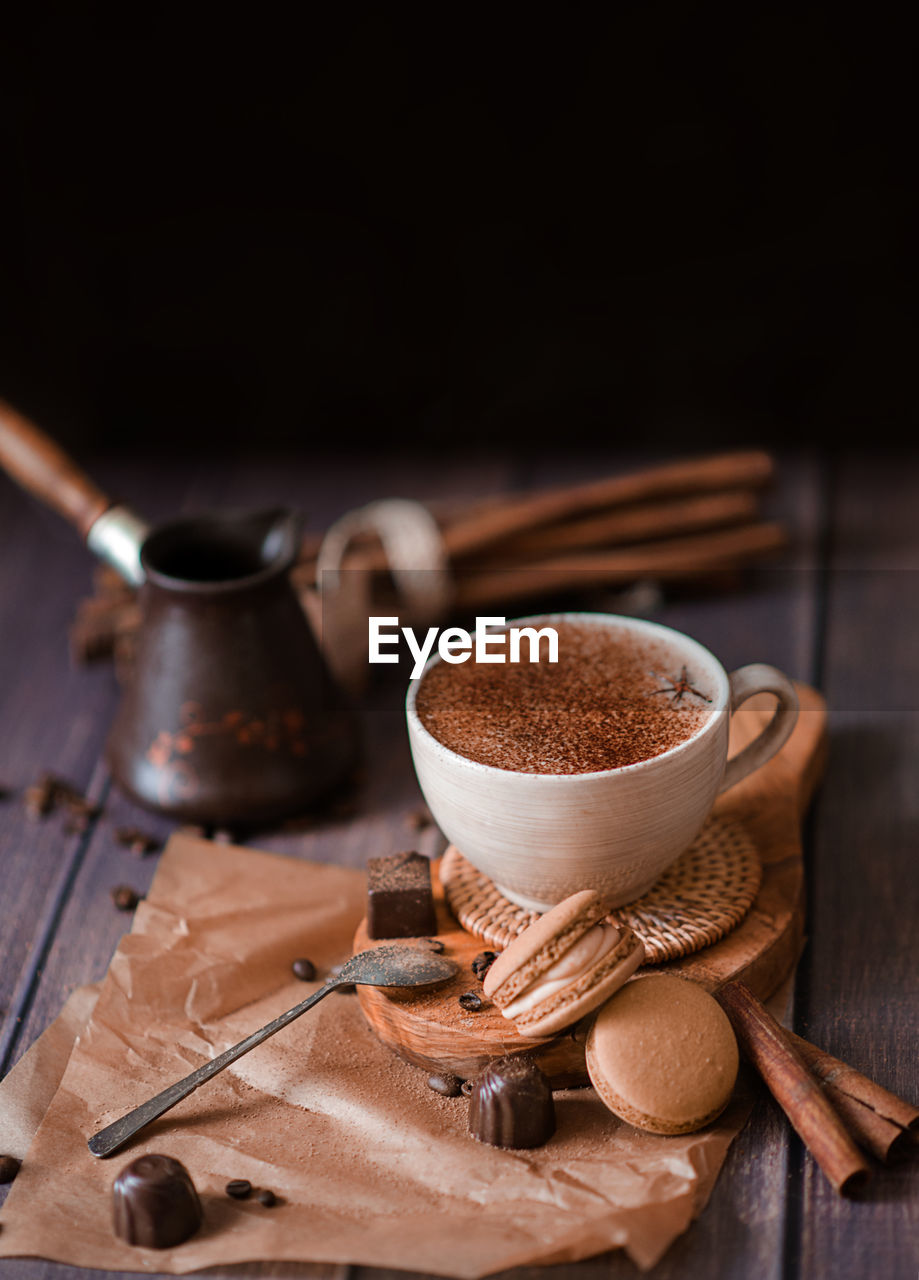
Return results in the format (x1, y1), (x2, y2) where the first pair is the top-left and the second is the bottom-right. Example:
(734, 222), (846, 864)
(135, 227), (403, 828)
(0, 399), (358, 825)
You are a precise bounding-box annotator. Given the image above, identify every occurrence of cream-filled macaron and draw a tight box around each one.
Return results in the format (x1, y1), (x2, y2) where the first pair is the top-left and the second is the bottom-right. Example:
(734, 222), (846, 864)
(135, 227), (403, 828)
(585, 973), (739, 1134)
(483, 889), (644, 1038)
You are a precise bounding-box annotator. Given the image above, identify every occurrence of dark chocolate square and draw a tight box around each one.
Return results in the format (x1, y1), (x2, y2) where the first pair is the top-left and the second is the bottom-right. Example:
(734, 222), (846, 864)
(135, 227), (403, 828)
(367, 850), (438, 939)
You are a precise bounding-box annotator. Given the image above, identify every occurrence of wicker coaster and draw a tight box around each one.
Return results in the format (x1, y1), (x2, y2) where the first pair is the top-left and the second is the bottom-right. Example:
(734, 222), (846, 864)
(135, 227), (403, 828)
(441, 814), (762, 964)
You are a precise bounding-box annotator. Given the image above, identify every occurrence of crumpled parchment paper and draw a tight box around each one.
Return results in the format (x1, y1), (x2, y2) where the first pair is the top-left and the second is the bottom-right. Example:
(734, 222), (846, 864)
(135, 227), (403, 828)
(0, 834), (761, 1274)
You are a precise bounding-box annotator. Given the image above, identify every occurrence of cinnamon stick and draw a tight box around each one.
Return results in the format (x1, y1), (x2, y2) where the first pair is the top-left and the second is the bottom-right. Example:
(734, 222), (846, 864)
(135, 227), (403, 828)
(441, 449), (775, 558)
(298, 451), (774, 574)
(716, 982), (871, 1195)
(787, 1030), (919, 1162)
(458, 489), (761, 563)
(452, 521), (787, 611)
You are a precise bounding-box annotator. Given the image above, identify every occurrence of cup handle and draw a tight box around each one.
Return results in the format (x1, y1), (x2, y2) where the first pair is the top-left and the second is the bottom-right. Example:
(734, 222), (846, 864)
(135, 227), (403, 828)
(718, 664), (799, 793)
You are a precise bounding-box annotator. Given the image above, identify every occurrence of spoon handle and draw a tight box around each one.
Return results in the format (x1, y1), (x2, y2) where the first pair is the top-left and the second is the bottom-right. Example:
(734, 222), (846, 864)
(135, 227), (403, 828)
(87, 981), (339, 1158)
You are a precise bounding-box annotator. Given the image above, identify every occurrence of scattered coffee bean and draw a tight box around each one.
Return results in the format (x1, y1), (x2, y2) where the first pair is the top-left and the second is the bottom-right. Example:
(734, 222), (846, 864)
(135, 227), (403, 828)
(406, 806), (433, 831)
(461, 1080), (475, 1097)
(24, 774), (57, 818)
(256, 1188), (277, 1207)
(115, 827), (162, 856)
(67, 796), (99, 819)
(458, 992), (483, 1012)
(291, 957), (317, 982)
(64, 796), (100, 834)
(330, 964), (356, 993)
(421, 938), (445, 953)
(426, 1073), (463, 1098)
(471, 951), (498, 981)
(111, 885), (142, 912)
(24, 774), (98, 824)
(225, 1179), (252, 1200)
(0, 1154), (21, 1184)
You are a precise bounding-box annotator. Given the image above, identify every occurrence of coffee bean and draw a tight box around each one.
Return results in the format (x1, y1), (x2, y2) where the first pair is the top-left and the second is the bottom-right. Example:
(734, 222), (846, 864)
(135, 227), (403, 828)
(291, 958), (316, 982)
(458, 992), (483, 1012)
(25, 773), (93, 821)
(0, 1155), (22, 1183)
(256, 1188), (277, 1207)
(115, 827), (162, 856)
(406, 806), (433, 831)
(471, 951), (498, 981)
(24, 775), (56, 818)
(111, 885), (142, 912)
(421, 938), (445, 953)
(426, 1073), (463, 1097)
(65, 796), (99, 820)
(225, 1179), (252, 1199)
(460, 1080), (475, 1097)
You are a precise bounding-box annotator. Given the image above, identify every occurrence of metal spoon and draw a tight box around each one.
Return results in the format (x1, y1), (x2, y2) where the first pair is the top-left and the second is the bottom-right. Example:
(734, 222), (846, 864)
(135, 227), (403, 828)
(87, 945), (456, 1159)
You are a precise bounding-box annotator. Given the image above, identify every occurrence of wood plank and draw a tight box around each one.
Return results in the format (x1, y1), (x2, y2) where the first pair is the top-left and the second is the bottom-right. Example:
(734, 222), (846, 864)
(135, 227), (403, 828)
(793, 453), (919, 1280)
(0, 456), (210, 1075)
(650, 451), (825, 1280)
(0, 481), (116, 1064)
(0, 1261), (348, 1280)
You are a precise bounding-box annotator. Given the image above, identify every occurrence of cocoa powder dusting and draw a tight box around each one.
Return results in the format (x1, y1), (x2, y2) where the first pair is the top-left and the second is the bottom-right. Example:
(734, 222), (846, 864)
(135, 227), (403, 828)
(416, 621), (713, 773)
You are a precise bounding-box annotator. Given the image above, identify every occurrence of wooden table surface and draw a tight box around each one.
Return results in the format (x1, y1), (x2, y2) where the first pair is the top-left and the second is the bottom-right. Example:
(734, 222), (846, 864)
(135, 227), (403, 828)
(0, 450), (917, 1280)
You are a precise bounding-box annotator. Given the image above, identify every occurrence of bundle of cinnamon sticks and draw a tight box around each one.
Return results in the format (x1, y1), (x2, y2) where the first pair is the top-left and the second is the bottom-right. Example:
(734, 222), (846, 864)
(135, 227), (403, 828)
(718, 982), (918, 1195)
(71, 449), (786, 670)
(296, 447), (784, 610)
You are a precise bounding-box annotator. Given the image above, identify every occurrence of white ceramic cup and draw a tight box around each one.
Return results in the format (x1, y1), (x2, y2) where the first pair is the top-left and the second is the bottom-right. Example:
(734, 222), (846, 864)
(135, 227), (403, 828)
(406, 612), (798, 911)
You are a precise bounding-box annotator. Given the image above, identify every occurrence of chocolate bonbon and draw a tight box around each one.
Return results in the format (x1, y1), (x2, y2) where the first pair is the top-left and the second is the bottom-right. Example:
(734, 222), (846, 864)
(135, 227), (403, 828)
(468, 1056), (556, 1149)
(112, 1153), (202, 1249)
(366, 851), (437, 938)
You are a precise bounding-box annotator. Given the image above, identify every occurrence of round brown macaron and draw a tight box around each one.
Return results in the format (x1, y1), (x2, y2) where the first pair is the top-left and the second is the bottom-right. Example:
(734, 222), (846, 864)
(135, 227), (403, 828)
(585, 973), (739, 1134)
(482, 889), (644, 1038)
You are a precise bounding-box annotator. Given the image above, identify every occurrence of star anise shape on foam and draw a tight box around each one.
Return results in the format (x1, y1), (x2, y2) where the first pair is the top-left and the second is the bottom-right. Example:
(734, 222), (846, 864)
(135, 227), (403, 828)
(649, 665), (712, 705)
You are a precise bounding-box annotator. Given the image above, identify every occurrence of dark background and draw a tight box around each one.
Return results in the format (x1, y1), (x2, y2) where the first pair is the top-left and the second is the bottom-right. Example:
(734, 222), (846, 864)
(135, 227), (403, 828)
(0, 8), (914, 457)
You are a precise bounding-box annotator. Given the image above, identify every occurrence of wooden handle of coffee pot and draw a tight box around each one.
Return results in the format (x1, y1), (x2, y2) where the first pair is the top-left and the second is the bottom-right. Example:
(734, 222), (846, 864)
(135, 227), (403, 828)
(0, 398), (113, 538)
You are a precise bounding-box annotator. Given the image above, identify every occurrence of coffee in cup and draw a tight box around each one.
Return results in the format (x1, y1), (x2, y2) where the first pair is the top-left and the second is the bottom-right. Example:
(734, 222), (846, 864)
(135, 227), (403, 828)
(415, 619), (717, 775)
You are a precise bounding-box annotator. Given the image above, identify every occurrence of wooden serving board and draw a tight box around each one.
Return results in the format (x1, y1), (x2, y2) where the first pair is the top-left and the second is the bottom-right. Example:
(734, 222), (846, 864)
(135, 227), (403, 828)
(354, 682), (826, 1082)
